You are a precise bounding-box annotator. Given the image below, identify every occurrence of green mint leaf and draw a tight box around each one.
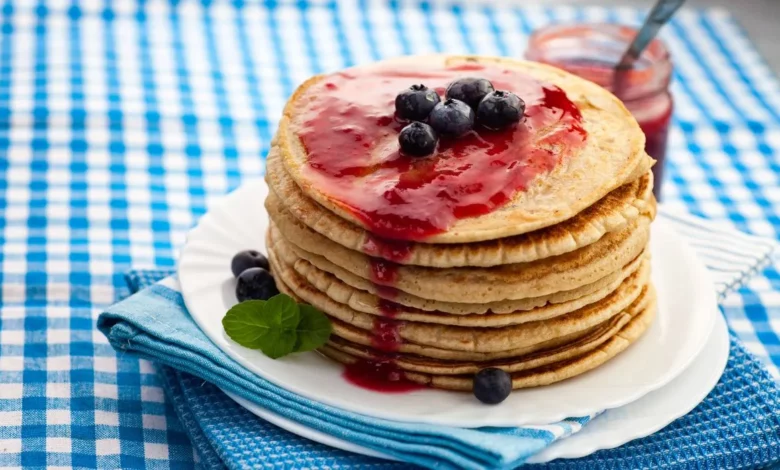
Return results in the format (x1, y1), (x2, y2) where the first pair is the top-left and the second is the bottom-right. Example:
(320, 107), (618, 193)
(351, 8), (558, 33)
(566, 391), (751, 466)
(264, 294), (300, 330)
(222, 294), (331, 359)
(261, 329), (298, 359)
(295, 304), (332, 352)
(222, 295), (299, 350)
(258, 295), (300, 358)
(222, 300), (273, 348)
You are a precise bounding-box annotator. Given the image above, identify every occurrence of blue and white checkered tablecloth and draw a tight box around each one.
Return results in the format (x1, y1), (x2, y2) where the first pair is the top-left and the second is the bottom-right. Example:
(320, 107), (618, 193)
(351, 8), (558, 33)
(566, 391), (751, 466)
(1, 0), (779, 468)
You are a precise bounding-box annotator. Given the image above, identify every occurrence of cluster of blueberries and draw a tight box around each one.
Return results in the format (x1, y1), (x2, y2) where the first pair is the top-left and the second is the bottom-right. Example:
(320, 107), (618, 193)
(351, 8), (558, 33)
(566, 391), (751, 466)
(395, 77), (525, 156)
(232, 250), (279, 302)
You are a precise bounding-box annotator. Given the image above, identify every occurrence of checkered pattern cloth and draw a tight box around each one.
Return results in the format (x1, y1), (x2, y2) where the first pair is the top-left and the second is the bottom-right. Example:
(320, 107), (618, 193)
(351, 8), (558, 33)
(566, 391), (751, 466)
(1, 0), (779, 467)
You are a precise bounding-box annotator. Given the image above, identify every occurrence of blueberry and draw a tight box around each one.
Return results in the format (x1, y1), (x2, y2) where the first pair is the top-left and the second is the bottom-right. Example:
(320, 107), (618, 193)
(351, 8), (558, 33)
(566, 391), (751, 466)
(428, 99), (474, 137)
(395, 84), (441, 121)
(473, 368), (512, 405)
(235, 267), (278, 302)
(445, 77), (495, 110)
(231, 250), (270, 278)
(398, 122), (438, 157)
(476, 90), (525, 130)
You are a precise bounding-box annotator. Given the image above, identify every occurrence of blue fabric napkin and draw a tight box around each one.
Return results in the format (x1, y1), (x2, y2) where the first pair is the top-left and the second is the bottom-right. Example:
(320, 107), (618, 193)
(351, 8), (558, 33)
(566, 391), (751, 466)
(99, 211), (780, 469)
(100, 276), (590, 470)
(152, 309), (780, 470)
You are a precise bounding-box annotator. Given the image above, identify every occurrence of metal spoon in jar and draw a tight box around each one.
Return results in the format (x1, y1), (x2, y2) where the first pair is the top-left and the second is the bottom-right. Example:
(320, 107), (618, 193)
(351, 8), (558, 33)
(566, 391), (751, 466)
(615, 0), (686, 86)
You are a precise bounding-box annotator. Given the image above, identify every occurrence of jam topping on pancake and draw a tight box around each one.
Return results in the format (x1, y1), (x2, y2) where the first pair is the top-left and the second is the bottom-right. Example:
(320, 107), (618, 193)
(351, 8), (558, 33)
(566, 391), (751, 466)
(297, 63), (587, 241)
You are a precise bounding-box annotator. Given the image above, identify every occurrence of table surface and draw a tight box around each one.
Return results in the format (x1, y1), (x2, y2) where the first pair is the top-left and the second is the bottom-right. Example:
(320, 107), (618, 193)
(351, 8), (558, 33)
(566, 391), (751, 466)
(0, 1), (779, 468)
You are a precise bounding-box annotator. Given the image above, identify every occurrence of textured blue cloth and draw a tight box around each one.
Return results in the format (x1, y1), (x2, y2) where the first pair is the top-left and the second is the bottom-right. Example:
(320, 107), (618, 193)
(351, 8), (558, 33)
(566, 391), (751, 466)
(98, 210), (780, 469)
(98, 278), (590, 470)
(2, 0), (780, 468)
(141, 288), (780, 470)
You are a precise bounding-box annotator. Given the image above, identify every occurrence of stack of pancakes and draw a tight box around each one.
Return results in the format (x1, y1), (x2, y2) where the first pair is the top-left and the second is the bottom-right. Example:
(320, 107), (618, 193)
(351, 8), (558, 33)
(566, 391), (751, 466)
(264, 55), (657, 391)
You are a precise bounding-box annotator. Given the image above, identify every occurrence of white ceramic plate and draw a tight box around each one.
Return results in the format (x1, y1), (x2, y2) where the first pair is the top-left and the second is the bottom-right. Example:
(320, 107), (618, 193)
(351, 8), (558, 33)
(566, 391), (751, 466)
(223, 312), (729, 463)
(178, 181), (717, 427)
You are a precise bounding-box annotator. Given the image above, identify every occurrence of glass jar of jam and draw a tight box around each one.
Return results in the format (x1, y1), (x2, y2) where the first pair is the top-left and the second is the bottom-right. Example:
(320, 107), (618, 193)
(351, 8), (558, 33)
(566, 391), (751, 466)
(525, 24), (673, 200)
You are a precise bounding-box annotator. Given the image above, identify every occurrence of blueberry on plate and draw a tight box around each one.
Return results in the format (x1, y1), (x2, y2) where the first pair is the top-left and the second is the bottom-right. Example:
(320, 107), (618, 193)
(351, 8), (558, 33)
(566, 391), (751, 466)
(231, 250), (270, 278)
(445, 77), (495, 110)
(476, 90), (525, 130)
(428, 99), (475, 137)
(399, 122), (438, 157)
(395, 84), (441, 122)
(235, 267), (278, 302)
(473, 368), (512, 404)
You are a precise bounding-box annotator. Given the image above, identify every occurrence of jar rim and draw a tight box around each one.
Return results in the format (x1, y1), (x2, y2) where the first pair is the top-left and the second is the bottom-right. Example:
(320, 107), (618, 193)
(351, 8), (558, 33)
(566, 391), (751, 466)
(526, 23), (672, 99)
(527, 23), (670, 65)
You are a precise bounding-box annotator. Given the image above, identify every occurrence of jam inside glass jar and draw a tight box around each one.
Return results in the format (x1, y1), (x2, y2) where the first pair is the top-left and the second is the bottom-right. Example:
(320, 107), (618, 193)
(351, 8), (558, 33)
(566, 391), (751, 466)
(526, 24), (673, 199)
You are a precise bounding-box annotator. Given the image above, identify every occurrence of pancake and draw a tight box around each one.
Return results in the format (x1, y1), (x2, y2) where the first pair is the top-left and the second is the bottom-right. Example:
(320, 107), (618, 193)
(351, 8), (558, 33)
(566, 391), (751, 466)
(325, 298), (636, 375)
(319, 293), (657, 390)
(273, 224), (648, 315)
(281, 250), (650, 326)
(296, 251), (648, 316)
(276, 270), (651, 362)
(271, 237), (651, 327)
(268, 244), (649, 353)
(326, 316), (610, 362)
(265, 147), (655, 267)
(268, 216), (651, 302)
(276, 54), (651, 243)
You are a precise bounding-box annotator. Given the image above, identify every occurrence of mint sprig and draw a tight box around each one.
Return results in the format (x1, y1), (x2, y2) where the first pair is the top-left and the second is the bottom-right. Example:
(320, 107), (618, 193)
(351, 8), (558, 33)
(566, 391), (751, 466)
(222, 294), (332, 359)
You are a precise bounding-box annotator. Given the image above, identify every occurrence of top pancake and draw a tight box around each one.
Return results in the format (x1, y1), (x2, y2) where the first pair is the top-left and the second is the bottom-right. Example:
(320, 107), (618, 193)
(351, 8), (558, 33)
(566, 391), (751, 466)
(276, 54), (650, 243)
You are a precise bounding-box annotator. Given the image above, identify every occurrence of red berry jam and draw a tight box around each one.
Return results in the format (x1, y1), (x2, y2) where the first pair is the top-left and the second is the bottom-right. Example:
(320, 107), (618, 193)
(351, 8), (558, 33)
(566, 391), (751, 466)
(342, 357), (424, 393)
(362, 235), (413, 261)
(368, 258), (399, 285)
(295, 63), (587, 241)
(377, 298), (401, 318)
(371, 317), (402, 352)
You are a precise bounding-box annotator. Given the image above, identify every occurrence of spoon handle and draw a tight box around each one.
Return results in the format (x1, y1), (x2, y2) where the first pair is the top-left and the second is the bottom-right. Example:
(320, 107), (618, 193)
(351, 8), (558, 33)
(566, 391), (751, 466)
(617, 0), (686, 70)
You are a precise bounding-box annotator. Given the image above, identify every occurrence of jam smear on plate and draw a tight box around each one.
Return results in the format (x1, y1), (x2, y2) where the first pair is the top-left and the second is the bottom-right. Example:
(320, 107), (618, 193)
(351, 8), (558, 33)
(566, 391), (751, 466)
(342, 357), (424, 393)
